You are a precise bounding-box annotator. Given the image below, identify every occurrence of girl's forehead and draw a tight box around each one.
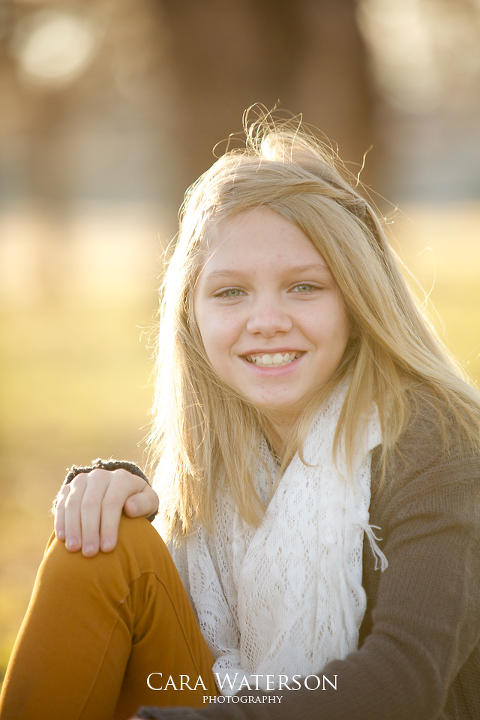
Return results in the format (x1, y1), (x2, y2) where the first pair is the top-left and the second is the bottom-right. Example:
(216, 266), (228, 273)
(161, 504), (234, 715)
(205, 206), (324, 258)
(198, 207), (330, 279)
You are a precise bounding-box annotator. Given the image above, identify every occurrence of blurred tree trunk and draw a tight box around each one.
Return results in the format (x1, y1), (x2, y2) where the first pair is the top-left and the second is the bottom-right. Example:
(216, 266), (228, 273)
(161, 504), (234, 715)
(157, 0), (377, 202)
(0, 0), (378, 218)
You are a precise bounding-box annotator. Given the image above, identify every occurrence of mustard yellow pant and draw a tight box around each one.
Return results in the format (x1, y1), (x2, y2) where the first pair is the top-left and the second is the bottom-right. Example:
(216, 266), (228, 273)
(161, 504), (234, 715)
(0, 516), (218, 720)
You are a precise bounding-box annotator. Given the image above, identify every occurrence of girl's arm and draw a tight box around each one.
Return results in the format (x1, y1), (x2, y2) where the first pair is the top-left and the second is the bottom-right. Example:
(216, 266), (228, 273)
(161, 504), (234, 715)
(54, 459), (159, 557)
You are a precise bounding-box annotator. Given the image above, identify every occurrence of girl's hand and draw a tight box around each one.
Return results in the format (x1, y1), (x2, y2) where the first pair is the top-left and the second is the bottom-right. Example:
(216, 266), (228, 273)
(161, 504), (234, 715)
(54, 469), (159, 557)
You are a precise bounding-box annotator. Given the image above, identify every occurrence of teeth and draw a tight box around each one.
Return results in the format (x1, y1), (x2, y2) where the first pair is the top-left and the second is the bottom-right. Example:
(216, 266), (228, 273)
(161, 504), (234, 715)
(246, 352), (300, 367)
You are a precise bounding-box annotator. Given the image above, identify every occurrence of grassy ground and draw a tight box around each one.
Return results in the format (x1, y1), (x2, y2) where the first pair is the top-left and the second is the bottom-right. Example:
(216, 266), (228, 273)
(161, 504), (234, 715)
(0, 300), (156, 677)
(391, 202), (480, 380)
(0, 201), (479, 682)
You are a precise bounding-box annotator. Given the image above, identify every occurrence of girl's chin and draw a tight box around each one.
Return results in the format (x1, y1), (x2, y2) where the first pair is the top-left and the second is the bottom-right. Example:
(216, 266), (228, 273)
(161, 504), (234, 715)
(246, 396), (306, 420)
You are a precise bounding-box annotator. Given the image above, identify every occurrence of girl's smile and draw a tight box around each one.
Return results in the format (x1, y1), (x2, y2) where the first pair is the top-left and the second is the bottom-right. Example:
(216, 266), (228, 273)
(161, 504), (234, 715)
(194, 206), (350, 425)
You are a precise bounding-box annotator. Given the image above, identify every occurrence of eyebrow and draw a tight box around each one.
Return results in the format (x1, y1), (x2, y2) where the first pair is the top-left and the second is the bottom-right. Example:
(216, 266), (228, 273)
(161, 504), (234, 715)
(203, 263), (330, 281)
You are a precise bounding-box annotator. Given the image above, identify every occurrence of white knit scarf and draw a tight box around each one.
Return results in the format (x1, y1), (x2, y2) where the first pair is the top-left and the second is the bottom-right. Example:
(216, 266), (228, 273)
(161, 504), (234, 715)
(165, 384), (386, 694)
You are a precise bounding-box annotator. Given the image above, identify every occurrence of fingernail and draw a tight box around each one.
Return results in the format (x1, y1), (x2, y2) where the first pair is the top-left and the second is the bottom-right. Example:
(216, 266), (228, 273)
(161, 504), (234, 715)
(129, 501), (138, 516)
(83, 543), (94, 554)
(68, 538), (78, 549)
(102, 540), (112, 552)
(57, 530), (65, 541)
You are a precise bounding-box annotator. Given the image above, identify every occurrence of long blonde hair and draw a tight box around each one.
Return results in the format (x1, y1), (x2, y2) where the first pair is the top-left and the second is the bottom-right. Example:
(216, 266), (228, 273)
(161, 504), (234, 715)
(149, 114), (480, 541)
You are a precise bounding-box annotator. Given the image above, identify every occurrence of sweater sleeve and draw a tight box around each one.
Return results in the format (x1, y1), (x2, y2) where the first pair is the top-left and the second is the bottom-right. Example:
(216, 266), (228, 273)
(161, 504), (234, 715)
(135, 415), (480, 720)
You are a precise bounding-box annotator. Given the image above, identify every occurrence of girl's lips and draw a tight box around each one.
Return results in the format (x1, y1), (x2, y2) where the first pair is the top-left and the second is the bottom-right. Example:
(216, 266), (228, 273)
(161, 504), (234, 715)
(240, 352), (305, 373)
(245, 351), (302, 367)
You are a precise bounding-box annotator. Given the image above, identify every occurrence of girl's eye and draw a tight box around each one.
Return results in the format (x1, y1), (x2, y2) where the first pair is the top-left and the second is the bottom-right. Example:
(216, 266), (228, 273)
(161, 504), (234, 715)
(215, 288), (245, 299)
(291, 283), (319, 293)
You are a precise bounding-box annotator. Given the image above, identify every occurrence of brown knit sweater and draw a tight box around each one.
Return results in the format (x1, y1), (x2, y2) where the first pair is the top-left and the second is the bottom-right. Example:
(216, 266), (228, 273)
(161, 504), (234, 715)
(136, 406), (480, 720)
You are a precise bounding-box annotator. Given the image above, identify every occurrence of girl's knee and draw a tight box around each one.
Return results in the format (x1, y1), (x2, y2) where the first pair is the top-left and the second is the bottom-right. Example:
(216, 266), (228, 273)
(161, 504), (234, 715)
(39, 517), (172, 604)
(116, 516), (168, 561)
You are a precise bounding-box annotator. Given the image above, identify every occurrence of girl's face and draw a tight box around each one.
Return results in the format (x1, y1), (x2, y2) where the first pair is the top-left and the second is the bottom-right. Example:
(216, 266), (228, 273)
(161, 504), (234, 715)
(194, 206), (350, 427)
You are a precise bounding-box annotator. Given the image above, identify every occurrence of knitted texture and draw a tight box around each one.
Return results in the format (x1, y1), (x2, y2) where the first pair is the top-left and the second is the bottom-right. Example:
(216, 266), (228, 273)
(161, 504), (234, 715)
(164, 385), (384, 694)
(64, 458), (150, 485)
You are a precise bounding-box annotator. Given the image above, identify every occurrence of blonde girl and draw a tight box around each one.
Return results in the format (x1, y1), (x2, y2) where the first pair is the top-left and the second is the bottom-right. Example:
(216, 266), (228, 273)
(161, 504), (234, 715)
(1, 115), (479, 720)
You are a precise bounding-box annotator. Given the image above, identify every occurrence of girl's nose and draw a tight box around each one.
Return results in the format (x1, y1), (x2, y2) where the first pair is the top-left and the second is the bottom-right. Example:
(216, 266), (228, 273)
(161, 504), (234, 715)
(246, 298), (293, 337)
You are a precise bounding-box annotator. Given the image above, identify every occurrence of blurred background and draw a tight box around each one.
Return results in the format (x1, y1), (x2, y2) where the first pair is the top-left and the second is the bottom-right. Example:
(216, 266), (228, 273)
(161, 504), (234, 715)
(1, 0), (480, 681)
